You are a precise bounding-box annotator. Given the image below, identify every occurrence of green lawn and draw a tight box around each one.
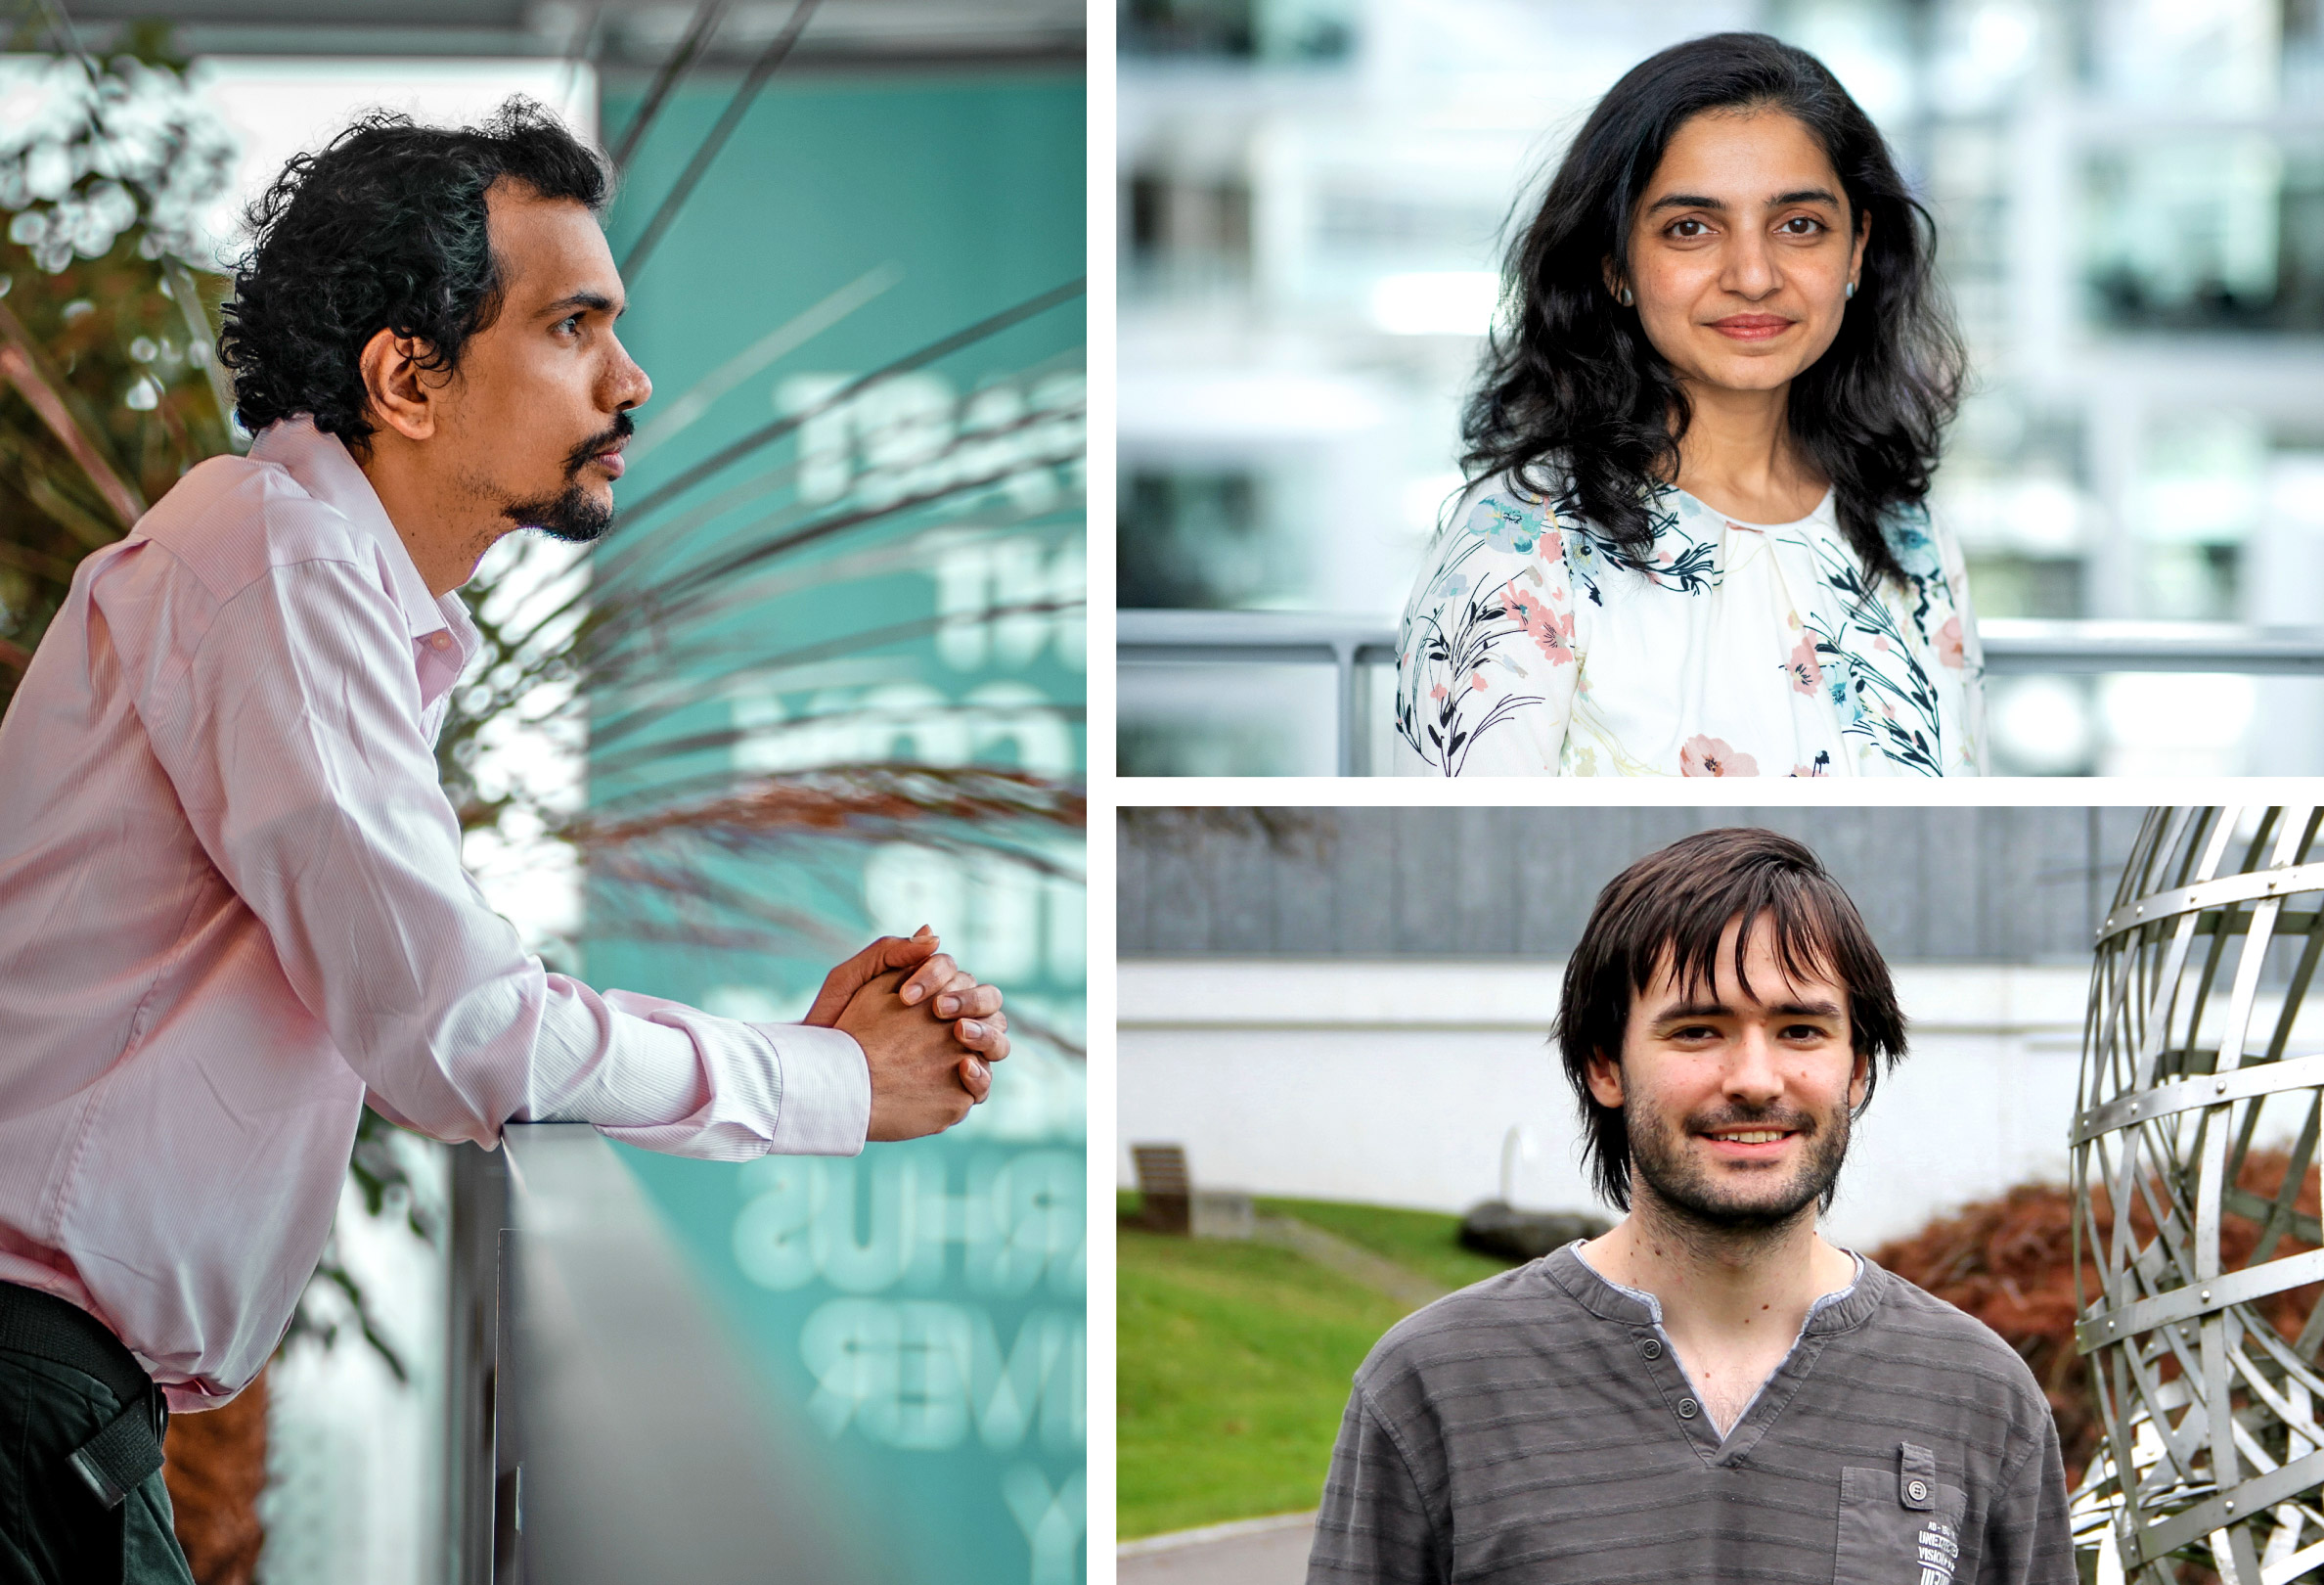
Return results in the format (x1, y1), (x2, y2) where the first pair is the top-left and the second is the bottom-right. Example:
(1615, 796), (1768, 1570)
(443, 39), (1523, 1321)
(1118, 1227), (1409, 1538)
(1116, 1198), (1520, 1540)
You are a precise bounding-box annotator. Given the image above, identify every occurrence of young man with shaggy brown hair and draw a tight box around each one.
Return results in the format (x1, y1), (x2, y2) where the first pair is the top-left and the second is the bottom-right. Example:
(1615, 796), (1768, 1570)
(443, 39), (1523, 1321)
(1309, 828), (2073, 1585)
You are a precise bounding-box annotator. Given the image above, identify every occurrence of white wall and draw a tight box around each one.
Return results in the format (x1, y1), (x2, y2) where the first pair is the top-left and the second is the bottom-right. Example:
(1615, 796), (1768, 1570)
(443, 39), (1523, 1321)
(259, 1137), (448, 1585)
(1117, 957), (2098, 1250)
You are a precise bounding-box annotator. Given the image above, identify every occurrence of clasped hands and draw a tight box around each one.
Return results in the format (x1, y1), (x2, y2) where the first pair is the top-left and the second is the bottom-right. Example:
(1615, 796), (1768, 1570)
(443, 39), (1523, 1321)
(805, 926), (1009, 1142)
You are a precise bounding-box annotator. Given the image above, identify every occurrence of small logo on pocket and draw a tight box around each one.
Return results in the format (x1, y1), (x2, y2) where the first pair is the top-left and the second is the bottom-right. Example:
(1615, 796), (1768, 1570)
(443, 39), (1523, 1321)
(1915, 1518), (1960, 1585)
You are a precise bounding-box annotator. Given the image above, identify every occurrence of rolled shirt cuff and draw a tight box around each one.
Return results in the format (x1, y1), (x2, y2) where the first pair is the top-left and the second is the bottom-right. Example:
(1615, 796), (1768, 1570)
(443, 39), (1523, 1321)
(591, 998), (870, 1160)
(753, 1022), (872, 1156)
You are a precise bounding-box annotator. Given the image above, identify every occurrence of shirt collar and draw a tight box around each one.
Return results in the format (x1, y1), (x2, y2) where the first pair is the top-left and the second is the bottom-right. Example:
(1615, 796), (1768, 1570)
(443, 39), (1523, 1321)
(246, 416), (480, 664)
(1548, 1241), (1883, 1336)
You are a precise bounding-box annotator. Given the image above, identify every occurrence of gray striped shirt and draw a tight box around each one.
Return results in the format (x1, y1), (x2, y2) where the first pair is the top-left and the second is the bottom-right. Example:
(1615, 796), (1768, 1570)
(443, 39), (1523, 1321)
(1308, 1245), (2074, 1584)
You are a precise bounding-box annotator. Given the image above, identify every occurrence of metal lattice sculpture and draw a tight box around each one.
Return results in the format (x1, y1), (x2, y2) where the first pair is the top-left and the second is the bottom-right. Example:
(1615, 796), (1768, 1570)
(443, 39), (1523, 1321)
(2077, 807), (2324, 1584)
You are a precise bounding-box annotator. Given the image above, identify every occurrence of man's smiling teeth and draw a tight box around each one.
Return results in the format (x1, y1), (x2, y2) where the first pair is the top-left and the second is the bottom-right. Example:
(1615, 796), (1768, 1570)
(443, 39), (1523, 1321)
(1711, 1129), (1789, 1143)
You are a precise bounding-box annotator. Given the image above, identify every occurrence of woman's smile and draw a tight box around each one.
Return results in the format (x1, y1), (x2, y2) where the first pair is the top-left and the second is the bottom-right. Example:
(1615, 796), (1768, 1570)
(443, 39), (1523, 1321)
(1705, 313), (1796, 341)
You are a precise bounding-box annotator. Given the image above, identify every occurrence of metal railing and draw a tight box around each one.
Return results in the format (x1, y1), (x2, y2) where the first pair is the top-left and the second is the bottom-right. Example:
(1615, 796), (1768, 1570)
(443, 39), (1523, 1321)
(1116, 610), (1398, 776)
(1116, 610), (2324, 776)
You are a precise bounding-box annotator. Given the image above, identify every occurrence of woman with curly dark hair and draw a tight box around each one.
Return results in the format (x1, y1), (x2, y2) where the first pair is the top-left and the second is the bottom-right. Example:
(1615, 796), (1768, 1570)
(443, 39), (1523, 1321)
(1396, 32), (1978, 777)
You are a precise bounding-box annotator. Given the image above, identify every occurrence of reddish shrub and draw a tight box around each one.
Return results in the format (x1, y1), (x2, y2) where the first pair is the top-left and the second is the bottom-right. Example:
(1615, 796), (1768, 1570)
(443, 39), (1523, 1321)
(1871, 1152), (2321, 1487)
(162, 1366), (266, 1585)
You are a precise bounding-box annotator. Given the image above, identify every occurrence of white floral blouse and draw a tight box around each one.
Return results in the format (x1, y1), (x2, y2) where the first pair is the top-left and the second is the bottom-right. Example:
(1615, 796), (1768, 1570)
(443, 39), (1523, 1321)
(1394, 475), (1984, 777)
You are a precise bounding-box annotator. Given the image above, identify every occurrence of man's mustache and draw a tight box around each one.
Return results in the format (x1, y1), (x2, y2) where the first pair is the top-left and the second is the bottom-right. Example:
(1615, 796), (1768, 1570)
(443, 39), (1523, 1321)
(562, 410), (635, 476)
(1685, 1104), (1819, 1138)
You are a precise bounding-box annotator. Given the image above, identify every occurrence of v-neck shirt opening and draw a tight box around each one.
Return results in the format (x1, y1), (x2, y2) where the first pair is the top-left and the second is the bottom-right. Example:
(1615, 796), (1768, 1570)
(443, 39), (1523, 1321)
(1560, 1240), (1870, 1450)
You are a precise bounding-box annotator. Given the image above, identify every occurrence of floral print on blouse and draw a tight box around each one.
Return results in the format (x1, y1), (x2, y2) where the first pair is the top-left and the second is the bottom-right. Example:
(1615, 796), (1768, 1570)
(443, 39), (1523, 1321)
(1394, 475), (1984, 777)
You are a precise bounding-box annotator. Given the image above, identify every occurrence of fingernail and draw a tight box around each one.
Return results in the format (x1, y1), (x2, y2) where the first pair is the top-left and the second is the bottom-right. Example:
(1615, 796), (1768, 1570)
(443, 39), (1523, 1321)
(961, 1020), (984, 1041)
(935, 996), (958, 1017)
(901, 983), (922, 1004)
(914, 924), (935, 937)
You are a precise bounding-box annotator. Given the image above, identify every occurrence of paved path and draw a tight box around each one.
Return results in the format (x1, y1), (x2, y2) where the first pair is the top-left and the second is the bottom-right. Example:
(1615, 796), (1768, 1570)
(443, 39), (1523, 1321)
(1253, 1215), (1450, 1311)
(1119, 1514), (1318, 1585)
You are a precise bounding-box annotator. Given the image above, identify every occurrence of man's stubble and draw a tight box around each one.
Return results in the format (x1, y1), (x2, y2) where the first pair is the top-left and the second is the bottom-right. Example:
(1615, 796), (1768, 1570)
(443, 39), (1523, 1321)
(1623, 1086), (1853, 1251)
(496, 411), (633, 545)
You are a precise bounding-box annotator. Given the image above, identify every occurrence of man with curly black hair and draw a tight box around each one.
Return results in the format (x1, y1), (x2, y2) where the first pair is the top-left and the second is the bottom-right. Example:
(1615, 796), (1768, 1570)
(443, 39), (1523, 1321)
(223, 99), (633, 554)
(0, 100), (1010, 1581)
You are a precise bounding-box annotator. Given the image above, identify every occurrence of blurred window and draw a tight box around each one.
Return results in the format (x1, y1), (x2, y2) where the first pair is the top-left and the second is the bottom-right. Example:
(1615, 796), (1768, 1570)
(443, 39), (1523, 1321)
(1959, 554), (2084, 620)
(1119, 469), (1277, 609)
(1122, 168), (1252, 283)
(1120, 0), (1356, 60)
(2084, 137), (2324, 333)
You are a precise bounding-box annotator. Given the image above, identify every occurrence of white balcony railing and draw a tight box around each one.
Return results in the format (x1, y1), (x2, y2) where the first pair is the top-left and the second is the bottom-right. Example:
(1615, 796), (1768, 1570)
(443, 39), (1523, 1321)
(447, 1125), (827, 1582)
(1116, 611), (2324, 776)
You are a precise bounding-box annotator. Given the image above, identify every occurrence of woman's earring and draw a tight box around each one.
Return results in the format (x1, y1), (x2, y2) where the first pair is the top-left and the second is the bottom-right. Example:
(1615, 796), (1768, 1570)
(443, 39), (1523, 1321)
(1845, 280), (1857, 299)
(1617, 285), (1634, 307)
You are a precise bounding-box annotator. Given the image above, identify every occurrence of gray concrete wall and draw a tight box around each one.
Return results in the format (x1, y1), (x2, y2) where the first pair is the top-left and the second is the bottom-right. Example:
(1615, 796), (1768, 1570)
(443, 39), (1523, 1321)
(1118, 806), (2151, 966)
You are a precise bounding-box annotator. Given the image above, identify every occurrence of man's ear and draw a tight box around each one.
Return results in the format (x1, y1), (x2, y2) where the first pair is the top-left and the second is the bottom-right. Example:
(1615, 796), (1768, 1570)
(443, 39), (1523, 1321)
(358, 328), (441, 443)
(1848, 1049), (1871, 1111)
(1586, 1051), (1626, 1109)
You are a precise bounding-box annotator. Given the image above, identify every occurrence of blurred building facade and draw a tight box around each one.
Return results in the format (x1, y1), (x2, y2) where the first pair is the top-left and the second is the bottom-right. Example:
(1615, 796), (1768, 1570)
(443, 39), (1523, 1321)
(574, 48), (1089, 1585)
(1118, 0), (2324, 775)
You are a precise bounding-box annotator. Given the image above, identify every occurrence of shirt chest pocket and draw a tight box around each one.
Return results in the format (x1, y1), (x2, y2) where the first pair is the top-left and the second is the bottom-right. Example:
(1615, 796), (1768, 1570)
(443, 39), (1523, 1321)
(1835, 1461), (1966, 1585)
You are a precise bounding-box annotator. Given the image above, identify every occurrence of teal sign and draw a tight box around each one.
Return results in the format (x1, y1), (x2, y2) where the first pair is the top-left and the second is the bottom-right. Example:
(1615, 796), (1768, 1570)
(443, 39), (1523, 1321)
(583, 68), (1085, 1585)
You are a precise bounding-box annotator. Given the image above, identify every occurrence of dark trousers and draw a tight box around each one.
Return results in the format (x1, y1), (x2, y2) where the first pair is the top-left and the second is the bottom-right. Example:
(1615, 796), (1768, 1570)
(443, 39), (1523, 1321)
(0, 1345), (195, 1585)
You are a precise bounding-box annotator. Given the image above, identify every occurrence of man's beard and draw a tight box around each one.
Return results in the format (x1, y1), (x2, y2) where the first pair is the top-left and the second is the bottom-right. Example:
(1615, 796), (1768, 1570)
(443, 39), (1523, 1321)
(503, 413), (631, 544)
(1626, 1093), (1852, 1237)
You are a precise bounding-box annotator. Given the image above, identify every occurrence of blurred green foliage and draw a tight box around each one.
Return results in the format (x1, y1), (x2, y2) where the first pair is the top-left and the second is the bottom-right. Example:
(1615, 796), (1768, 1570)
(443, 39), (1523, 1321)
(0, 19), (235, 707)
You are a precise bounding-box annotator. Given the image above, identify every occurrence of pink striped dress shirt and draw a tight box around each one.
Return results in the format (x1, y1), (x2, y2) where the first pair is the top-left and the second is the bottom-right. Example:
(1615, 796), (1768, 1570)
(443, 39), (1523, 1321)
(0, 416), (870, 1409)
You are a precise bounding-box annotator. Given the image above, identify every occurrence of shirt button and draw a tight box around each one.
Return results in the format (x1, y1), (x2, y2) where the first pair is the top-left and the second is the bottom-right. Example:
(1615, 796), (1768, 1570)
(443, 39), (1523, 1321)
(1676, 1397), (1699, 1420)
(1638, 1338), (1663, 1360)
(1906, 1479), (1930, 1503)
(428, 633), (451, 651)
